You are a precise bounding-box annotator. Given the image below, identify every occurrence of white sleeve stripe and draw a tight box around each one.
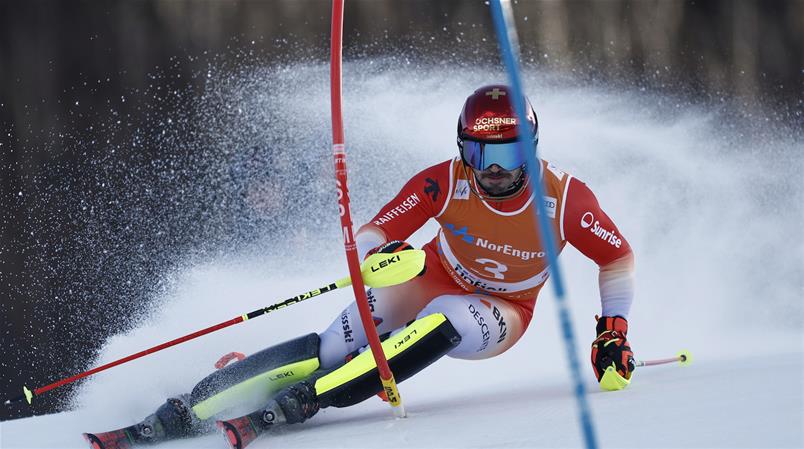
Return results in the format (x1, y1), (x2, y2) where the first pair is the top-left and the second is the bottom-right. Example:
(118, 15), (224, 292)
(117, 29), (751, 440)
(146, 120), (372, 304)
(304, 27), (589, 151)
(600, 298), (633, 319)
(599, 272), (634, 319)
(356, 227), (387, 261)
(559, 175), (573, 241)
(599, 255), (635, 319)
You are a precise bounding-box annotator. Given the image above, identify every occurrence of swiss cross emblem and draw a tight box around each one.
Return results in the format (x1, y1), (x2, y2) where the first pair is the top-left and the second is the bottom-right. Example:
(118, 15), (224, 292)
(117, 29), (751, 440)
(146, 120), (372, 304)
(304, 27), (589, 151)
(485, 88), (506, 100)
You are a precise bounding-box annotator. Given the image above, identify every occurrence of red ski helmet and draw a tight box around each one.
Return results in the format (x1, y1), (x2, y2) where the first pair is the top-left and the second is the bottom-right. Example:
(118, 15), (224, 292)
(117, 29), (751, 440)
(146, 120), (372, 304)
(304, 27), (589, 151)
(457, 84), (539, 171)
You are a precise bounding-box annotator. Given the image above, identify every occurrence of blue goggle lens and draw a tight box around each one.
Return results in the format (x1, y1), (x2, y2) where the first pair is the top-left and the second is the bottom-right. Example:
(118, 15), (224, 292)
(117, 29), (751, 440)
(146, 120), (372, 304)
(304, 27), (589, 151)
(461, 139), (536, 171)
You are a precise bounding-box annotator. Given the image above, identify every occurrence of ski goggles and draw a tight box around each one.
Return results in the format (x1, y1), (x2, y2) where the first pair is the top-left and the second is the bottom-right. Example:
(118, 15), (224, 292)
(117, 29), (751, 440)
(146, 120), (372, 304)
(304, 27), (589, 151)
(459, 136), (539, 171)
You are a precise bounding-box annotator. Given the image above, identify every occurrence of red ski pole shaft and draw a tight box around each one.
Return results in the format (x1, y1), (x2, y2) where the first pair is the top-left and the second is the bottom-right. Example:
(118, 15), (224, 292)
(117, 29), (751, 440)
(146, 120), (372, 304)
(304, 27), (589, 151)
(330, 0), (404, 417)
(5, 245), (426, 406)
(36, 317), (244, 397)
(5, 280), (344, 406)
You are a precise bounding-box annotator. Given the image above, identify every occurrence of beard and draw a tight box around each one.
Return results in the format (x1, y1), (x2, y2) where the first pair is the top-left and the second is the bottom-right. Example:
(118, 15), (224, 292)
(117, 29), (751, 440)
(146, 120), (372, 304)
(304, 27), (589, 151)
(473, 166), (524, 196)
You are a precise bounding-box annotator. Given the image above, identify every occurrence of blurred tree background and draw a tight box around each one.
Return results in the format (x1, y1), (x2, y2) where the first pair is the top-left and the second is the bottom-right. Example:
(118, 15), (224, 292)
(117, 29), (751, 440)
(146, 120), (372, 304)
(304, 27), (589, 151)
(1, 0), (801, 421)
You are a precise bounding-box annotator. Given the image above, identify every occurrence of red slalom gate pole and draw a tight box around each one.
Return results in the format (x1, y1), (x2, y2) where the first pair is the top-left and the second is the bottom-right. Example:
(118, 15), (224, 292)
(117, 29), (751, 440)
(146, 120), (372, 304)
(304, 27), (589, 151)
(329, 0), (405, 417)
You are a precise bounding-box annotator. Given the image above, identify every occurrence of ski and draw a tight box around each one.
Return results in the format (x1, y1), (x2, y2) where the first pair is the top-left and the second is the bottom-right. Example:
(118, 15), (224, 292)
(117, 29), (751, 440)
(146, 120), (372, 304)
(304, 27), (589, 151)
(83, 413), (168, 449)
(82, 427), (137, 449)
(82, 425), (149, 449)
(216, 410), (268, 449)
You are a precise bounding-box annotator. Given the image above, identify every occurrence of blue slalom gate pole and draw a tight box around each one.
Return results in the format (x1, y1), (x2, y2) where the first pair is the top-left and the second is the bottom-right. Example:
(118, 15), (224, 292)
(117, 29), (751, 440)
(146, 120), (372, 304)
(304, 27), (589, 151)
(488, 1), (599, 448)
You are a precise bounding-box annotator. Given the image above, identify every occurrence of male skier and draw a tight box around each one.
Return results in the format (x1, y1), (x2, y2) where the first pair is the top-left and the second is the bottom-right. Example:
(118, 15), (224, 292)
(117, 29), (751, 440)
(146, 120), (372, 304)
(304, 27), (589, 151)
(84, 85), (635, 449)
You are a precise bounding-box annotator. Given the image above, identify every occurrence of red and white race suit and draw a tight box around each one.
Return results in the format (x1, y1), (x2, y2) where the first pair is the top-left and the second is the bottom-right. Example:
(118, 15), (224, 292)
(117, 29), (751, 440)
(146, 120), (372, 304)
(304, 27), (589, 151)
(319, 158), (634, 368)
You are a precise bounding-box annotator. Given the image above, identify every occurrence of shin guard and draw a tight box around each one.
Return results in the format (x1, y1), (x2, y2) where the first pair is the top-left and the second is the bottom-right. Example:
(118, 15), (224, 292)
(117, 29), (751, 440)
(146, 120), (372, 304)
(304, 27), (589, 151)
(315, 313), (461, 408)
(190, 333), (321, 420)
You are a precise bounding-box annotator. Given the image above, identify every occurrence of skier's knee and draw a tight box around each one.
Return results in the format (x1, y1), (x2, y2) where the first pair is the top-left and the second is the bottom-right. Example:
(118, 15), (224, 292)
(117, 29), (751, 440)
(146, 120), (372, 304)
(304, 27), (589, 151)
(417, 295), (481, 349)
(418, 294), (522, 360)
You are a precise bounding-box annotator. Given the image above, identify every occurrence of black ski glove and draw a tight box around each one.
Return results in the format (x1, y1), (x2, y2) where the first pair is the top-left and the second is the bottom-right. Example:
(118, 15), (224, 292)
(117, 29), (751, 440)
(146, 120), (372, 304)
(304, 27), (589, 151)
(590, 315), (635, 383)
(366, 240), (415, 257)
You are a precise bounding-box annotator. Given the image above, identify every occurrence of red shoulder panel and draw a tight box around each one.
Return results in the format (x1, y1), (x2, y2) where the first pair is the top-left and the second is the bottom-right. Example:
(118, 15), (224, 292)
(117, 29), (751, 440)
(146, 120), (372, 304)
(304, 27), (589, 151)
(361, 159), (452, 241)
(563, 178), (632, 266)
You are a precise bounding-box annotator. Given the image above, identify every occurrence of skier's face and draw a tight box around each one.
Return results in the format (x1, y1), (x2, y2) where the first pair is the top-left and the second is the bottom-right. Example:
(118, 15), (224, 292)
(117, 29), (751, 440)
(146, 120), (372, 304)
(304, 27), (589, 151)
(472, 164), (523, 195)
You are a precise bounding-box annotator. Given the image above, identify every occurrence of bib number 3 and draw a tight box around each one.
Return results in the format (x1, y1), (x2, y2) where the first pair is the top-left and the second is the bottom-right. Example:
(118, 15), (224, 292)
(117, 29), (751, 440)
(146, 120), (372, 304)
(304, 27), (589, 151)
(475, 258), (508, 280)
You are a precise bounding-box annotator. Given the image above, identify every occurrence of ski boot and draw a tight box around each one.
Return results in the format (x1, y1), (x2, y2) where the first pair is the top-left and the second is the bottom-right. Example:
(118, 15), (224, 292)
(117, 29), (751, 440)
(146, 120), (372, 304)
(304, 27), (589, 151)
(217, 381), (320, 449)
(83, 395), (206, 448)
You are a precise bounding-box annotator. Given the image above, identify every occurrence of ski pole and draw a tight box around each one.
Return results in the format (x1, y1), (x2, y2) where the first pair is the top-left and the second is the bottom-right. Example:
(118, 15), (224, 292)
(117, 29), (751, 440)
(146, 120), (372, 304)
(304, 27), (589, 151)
(636, 351), (692, 368)
(4, 249), (425, 407)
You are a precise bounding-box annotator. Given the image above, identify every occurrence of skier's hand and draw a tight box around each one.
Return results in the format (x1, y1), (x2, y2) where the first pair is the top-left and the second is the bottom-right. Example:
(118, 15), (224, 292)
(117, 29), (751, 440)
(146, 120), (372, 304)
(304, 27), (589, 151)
(590, 316), (635, 384)
(366, 240), (414, 257)
(366, 240), (426, 276)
